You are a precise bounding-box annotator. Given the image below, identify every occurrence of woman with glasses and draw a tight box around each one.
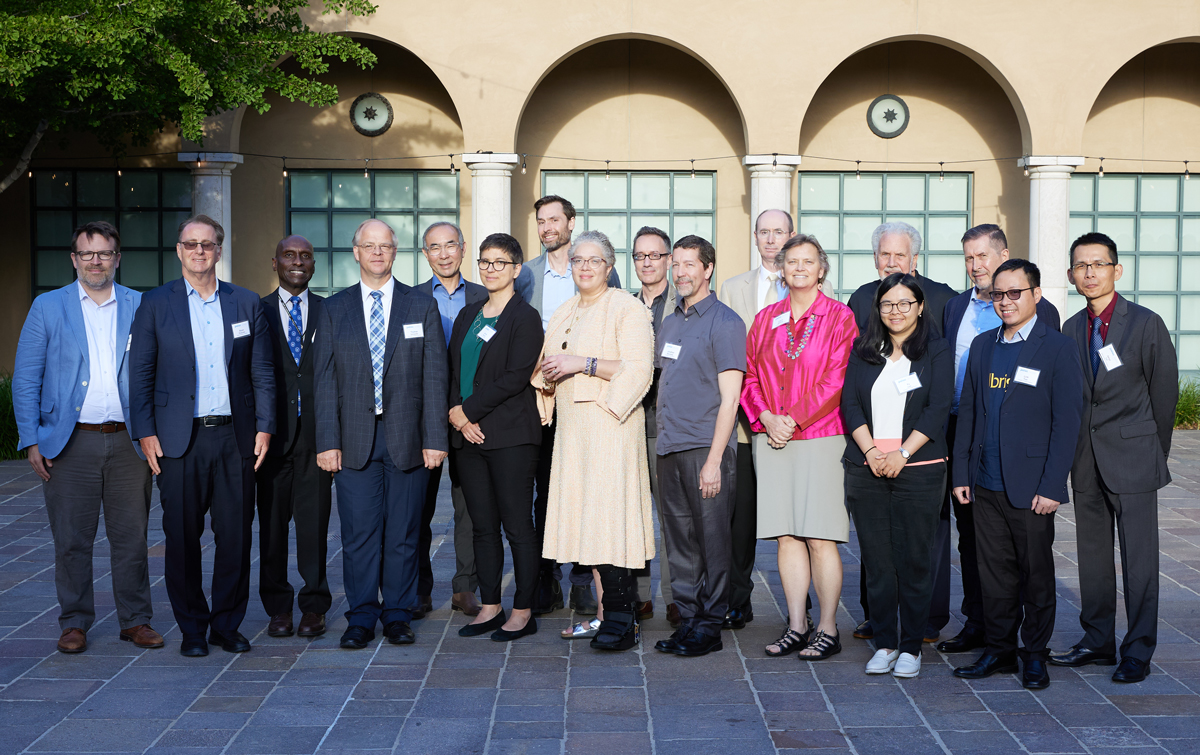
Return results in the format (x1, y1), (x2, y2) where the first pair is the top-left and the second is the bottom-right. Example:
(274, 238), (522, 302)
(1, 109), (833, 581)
(535, 230), (655, 651)
(450, 233), (544, 642)
(742, 234), (857, 662)
(842, 273), (952, 678)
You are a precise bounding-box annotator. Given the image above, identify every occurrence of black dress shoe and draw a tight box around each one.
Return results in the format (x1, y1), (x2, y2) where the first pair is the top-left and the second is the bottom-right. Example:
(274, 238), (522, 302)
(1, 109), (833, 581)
(590, 612), (638, 651)
(853, 620), (874, 640)
(671, 629), (723, 657)
(531, 576), (564, 615)
(492, 617), (538, 642)
(1048, 645), (1117, 667)
(208, 629), (251, 653)
(411, 596), (433, 620)
(1112, 657), (1151, 683)
(655, 627), (691, 654)
(383, 621), (415, 645)
(569, 585), (598, 615)
(953, 653), (1019, 679)
(458, 612), (506, 637)
(1023, 658), (1050, 689)
(937, 627), (986, 653)
(179, 636), (208, 657)
(722, 605), (753, 630)
(340, 625), (375, 649)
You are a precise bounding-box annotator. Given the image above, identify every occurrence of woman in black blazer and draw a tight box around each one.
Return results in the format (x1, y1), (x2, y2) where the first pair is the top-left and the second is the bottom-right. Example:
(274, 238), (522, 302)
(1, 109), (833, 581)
(448, 233), (544, 642)
(841, 273), (953, 679)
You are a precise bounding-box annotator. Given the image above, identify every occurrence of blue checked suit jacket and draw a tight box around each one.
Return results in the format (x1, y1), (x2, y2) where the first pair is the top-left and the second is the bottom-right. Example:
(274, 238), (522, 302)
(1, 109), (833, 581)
(314, 281), (449, 471)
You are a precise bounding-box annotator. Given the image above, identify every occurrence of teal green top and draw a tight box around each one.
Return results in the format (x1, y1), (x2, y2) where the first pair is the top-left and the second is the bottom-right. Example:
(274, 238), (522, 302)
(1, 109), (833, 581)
(460, 312), (499, 401)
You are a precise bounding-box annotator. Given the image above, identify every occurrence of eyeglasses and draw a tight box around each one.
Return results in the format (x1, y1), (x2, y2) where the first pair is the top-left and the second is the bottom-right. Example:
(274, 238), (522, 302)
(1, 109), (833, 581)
(357, 243), (396, 253)
(478, 259), (517, 271)
(426, 242), (462, 256)
(179, 241), (219, 252)
(989, 287), (1034, 302)
(73, 250), (116, 261)
(1070, 261), (1116, 274)
(570, 257), (608, 270)
(756, 229), (789, 238)
(879, 299), (917, 314)
(633, 252), (669, 262)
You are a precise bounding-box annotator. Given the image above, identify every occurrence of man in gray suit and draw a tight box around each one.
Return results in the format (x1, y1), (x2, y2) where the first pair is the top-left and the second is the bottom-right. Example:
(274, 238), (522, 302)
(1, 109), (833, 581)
(1050, 232), (1177, 683)
(314, 218), (449, 649)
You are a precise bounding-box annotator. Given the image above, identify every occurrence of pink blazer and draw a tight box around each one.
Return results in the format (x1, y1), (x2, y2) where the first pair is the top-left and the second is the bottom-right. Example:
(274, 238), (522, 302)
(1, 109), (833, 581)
(740, 291), (858, 441)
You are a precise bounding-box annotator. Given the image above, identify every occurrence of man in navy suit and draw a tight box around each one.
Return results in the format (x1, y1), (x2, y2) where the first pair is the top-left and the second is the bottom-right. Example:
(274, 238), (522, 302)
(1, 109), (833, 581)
(951, 259), (1083, 690)
(314, 218), (449, 650)
(130, 214), (275, 658)
(14, 221), (162, 655)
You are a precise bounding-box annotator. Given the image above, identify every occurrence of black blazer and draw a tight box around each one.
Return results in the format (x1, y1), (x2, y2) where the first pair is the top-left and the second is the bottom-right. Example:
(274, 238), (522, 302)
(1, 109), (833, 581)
(1065, 295), (1177, 494)
(841, 338), (954, 465)
(447, 294), (544, 451)
(943, 289), (1061, 343)
(849, 274), (959, 338)
(260, 291), (324, 457)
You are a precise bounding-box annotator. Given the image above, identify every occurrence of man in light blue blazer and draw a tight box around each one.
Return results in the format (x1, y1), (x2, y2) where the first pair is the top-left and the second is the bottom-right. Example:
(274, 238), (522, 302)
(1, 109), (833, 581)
(13, 221), (161, 655)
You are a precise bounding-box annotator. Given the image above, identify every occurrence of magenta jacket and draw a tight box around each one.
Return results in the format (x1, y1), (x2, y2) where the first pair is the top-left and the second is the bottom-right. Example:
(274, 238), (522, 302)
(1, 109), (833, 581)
(740, 291), (858, 441)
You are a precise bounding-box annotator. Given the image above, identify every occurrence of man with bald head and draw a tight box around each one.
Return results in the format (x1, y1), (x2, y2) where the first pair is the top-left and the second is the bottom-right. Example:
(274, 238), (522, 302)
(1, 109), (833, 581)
(255, 235), (333, 639)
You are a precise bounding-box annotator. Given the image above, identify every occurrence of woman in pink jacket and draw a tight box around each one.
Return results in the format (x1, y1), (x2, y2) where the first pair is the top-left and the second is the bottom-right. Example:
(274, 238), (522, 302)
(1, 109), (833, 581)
(741, 234), (857, 662)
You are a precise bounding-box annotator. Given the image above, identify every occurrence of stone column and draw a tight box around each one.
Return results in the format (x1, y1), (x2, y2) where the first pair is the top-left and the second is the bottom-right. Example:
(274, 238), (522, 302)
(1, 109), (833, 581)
(742, 154), (802, 268)
(462, 153), (520, 276)
(1020, 155), (1084, 317)
(178, 152), (244, 282)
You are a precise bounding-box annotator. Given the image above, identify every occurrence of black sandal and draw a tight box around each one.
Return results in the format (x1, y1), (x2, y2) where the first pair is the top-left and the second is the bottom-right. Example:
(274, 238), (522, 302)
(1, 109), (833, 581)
(798, 629), (841, 661)
(765, 628), (806, 657)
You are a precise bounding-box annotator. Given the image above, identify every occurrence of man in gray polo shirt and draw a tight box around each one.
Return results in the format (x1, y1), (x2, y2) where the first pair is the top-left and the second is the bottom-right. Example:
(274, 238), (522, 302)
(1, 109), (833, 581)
(651, 235), (746, 658)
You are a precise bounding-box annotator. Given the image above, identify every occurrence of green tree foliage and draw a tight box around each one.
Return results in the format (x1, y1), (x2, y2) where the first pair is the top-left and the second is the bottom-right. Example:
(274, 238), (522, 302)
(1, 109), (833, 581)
(0, 0), (377, 191)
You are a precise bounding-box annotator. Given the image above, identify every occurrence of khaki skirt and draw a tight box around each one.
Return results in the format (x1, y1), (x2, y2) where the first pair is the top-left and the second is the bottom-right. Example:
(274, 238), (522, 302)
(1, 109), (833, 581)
(752, 433), (849, 542)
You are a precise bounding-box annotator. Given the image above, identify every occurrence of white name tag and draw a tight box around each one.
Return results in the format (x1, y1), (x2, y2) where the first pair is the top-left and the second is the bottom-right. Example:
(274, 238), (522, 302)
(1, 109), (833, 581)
(478, 325), (497, 342)
(771, 312), (790, 329)
(895, 372), (922, 393)
(1098, 343), (1122, 371)
(403, 323), (424, 339)
(1014, 366), (1040, 387)
(662, 343), (682, 360)
(231, 320), (251, 338)
(126, 334), (132, 352)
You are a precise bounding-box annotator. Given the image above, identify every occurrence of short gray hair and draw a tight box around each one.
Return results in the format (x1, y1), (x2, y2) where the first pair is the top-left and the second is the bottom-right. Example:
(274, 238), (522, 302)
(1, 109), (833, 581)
(352, 218), (398, 248)
(776, 234), (831, 285)
(570, 230), (616, 266)
(422, 221), (464, 249)
(871, 221), (922, 256)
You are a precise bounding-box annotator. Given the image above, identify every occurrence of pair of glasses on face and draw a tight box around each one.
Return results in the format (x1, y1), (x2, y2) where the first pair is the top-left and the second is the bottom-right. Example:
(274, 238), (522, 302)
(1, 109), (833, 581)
(426, 242), (462, 256)
(570, 257), (607, 270)
(74, 251), (116, 261)
(1070, 262), (1116, 274)
(179, 241), (218, 252)
(989, 287), (1034, 302)
(357, 243), (396, 253)
(879, 300), (917, 314)
(632, 252), (668, 262)
(478, 259), (517, 271)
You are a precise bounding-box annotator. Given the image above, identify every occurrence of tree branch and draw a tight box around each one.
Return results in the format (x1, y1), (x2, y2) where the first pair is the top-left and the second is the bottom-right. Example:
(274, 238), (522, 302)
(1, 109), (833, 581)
(0, 119), (49, 194)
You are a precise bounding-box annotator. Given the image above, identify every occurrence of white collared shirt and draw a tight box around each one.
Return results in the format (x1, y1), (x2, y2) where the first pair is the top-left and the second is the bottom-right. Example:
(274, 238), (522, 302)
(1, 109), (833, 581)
(998, 314), (1038, 344)
(77, 282), (124, 424)
(756, 265), (784, 312)
(276, 287), (309, 335)
(541, 260), (575, 331)
(360, 276), (395, 339)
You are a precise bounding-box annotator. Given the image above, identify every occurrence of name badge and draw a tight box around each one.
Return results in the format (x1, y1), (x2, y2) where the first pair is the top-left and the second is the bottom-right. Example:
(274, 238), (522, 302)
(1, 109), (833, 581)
(662, 343), (682, 360)
(1098, 343), (1122, 371)
(895, 372), (922, 393)
(478, 325), (497, 342)
(771, 312), (790, 329)
(231, 320), (251, 338)
(1014, 366), (1040, 387)
(126, 334), (132, 352)
(403, 323), (424, 339)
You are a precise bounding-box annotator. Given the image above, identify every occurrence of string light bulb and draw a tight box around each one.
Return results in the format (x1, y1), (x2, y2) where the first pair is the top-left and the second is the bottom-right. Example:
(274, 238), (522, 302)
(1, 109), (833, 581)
(282, 157), (287, 178)
(364, 158), (370, 178)
(1098, 157), (1105, 178)
(1186, 161), (1191, 181)
(605, 160), (610, 181)
(855, 160), (861, 180)
(939, 162), (945, 182)
(1023, 157), (1029, 177)
(690, 159), (696, 179)
(772, 153), (778, 169)
(449, 155), (455, 175)
(521, 154), (527, 175)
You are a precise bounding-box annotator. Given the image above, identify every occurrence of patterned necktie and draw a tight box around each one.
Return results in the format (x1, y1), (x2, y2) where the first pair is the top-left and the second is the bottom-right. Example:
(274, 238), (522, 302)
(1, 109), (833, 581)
(286, 296), (303, 365)
(764, 273), (779, 307)
(369, 291), (385, 413)
(1090, 316), (1104, 376)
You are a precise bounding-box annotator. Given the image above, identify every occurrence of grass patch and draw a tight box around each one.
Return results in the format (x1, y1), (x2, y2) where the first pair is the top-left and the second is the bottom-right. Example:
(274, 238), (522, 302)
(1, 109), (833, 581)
(0, 373), (20, 461)
(1177, 377), (1200, 430)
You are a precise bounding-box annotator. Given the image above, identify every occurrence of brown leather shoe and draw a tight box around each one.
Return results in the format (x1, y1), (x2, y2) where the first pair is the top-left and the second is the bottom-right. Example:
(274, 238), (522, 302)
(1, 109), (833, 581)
(119, 624), (164, 649)
(267, 613), (294, 637)
(297, 612), (326, 637)
(58, 628), (87, 654)
(666, 603), (682, 628)
(452, 592), (481, 617)
(635, 600), (654, 619)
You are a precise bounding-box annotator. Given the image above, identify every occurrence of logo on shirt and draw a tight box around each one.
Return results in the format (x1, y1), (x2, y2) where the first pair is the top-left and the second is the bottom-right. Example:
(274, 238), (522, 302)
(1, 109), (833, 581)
(989, 372), (1010, 390)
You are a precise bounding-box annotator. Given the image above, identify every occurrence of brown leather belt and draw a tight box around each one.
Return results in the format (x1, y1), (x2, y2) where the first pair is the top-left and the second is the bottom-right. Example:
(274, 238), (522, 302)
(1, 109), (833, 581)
(76, 421), (126, 433)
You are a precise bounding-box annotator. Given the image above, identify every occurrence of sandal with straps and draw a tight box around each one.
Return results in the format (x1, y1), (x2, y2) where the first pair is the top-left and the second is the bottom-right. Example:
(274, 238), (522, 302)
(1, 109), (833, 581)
(765, 627), (807, 657)
(798, 628), (841, 661)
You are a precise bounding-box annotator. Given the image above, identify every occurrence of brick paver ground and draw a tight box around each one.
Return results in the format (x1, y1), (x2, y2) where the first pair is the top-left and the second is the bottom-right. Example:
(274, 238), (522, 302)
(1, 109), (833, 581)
(1, 434), (1199, 754)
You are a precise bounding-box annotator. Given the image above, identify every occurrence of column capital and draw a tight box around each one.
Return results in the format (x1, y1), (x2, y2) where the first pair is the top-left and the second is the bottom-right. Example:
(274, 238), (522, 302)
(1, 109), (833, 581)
(178, 152), (243, 172)
(462, 153), (519, 166)
(743, 154), (802, 174)
(1018, 155), (1084, 172)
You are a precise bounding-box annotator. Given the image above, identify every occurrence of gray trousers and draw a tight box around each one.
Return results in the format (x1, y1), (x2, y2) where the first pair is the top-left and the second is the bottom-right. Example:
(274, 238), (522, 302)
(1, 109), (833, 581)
(42, 427), (153, 632)
(657, 445), (736, 635)
(636, 435), (673, 604)
(420, 452), (476, 596)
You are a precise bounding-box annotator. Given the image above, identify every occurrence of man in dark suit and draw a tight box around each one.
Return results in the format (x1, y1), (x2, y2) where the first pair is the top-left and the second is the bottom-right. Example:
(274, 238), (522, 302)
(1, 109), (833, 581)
(314, 218), (449, 650)
(130, 214), (275, 657)
(414, 221), (485, 618)
(1049, 232), (1177, 683)
(256, 234), (332, 639)
(937, 225), (1060, 654)
(951, 259), (1083, 690)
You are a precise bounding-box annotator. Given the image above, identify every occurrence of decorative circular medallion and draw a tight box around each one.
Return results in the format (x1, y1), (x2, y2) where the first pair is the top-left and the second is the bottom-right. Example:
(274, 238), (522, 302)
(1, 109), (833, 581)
(867, 94), (910, 139)
(350, 92), (394, 137)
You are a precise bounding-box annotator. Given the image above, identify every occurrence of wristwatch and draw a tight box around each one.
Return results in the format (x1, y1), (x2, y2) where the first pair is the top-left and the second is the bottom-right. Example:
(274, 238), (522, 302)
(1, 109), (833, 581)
(899, 448), (911, 460)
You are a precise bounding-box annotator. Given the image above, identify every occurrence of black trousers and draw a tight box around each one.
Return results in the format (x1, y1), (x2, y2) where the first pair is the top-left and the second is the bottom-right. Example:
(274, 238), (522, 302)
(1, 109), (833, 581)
(157, 422), (255, 638)
(1074, 482), (1159, 663)
(729, 441), (758, 611)
(534, 421), (591, 586)
(947, 415), (984, 631)
(845, 462), (945, 654)
(418, 449), (476, 597)
(973, 486), (1056, 661)
(458, 443), (541, 609)
(255, 416), (333, 617)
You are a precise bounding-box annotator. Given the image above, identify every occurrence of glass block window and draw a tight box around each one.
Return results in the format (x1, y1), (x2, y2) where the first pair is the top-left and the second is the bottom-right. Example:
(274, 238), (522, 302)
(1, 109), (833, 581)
(1069, 173), (1199, 368)
(287, 170), (459, 294)
(31, 169), (192, 297)
(796, 172), (972, 302)
(541, 171), (716, 290)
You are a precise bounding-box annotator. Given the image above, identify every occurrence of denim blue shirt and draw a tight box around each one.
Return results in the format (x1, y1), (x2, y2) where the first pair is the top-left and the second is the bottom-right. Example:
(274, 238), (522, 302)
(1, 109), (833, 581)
(432, 276), (467, 347)
(185, 279), (230, 417)
(952, 290), (1003, 414)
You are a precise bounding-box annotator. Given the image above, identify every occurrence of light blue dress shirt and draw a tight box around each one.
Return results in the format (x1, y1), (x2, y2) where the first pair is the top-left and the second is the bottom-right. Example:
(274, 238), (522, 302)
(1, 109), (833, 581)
(952, 290), (1003, 414)
(432, 276), (467, 347)
(185, 279), (231, 417)
(541, 264), (576, 331)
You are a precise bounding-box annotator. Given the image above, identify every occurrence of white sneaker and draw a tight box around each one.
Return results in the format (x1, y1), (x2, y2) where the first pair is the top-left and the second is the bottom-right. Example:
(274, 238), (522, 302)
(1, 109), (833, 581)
(866, 648), (900, 674)
(893, 652), (921, 678)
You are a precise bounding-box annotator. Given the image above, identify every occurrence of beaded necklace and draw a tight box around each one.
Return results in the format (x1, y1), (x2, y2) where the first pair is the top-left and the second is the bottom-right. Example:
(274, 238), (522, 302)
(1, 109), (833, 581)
(784, 312), (817, 360)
